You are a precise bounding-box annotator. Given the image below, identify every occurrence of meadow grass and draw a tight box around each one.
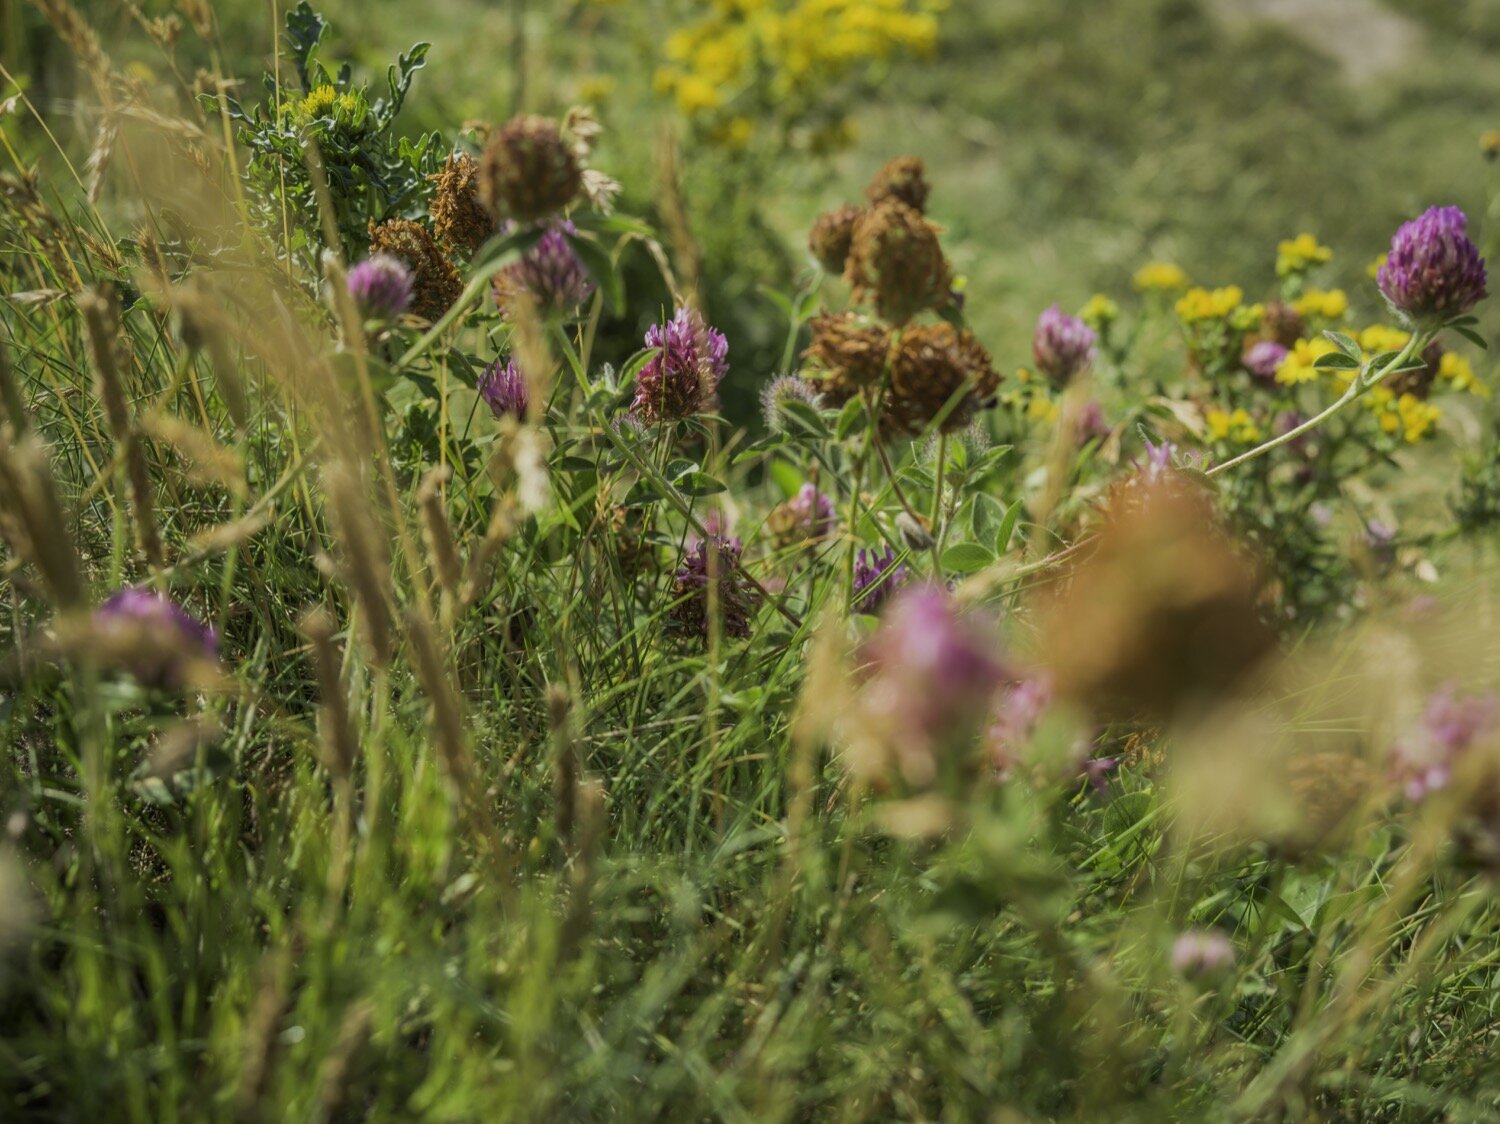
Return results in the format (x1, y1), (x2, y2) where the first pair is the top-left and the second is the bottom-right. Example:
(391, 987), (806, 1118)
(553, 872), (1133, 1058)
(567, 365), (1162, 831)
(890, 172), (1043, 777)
(3, 1), (1500, 1121)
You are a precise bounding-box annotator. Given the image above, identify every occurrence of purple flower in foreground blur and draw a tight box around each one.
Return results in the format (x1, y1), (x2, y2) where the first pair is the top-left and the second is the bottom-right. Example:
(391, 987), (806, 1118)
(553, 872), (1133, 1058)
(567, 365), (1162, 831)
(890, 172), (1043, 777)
(852, 546), (910, 614)
(95, 588), (218, 687)
(1390, 683), (1500, 801)
(1171, 930), (1235, 981)
(346, 253), (413, 320)
(1072, 398), (1110, 446)
(857, 585), (1007, 784)
(1377, 206), (1488, 323)
(631, 307), (730, 422)
(780, 483), (836, 542)
(1032, 304), (1097, 386)
(492, 221), (595, 317)
(987, 673), (1054, 778)
(478, 357), (529, 421)
(1244, 340), (1289, 382)
(669, 535), (757, 642)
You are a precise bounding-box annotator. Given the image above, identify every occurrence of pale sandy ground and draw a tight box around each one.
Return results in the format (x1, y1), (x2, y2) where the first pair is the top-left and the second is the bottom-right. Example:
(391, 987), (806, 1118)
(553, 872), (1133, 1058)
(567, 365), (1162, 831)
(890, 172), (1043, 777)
(1210, 0), (1425, 81)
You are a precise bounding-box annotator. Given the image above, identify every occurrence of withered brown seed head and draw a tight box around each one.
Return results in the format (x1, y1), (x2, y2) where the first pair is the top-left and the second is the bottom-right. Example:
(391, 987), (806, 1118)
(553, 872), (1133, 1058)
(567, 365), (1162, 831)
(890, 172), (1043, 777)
(366, 218), (463, 323)
(885, 322), (1000, 435)
(802, 312), (892, 406)
(1037, 483), (1274, 722)
(478, 115), (583, 224)
(807, 204), (863, 274)
(845, 199), (950, 326)
(866, 156), (930, 213)
(429, 152), (496, 260)
(1262, 301), (1305, 349)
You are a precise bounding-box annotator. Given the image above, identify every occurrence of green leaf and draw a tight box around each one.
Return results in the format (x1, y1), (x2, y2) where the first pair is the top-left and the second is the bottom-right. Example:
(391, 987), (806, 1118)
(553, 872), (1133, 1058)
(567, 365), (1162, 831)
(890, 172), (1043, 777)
(995, 498), (1024, 554)
(564, 230), (625, 317)
(834, 396), (867, 440)
(1313, 351), (1361, 370)
(677, 472), (727, 498)
(777, 398), (831, 439)
(941, 542), (995, 574)
(971, 493), (1006, 545)
(1452, 324), (1489, 351)
(468, 225), (545, 281)
(1323, 330), (1361, 360)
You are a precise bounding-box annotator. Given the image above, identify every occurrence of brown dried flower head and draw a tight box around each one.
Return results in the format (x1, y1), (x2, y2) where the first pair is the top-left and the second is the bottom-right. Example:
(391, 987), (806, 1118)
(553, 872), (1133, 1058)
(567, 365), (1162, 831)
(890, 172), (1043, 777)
(1261, 301), (1305, 349)
(866, 155), (930, 213)
(807, 204), (863, 274)
(1038, 483), (1274, 722)
(802, 312), (892, 406)
(478, 115), (583, 225)
(845, 199), (950, 325)
(366, 218), (463, 323)
(1386, 340), (1445, 401)
(429, 152), (496, 260)
(886, 323), (999, 435)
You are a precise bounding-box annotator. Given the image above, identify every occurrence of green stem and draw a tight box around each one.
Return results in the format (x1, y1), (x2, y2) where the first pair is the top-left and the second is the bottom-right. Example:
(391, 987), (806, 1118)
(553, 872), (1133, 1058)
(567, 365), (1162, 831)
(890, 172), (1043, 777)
(1206, 330), (1431, 478)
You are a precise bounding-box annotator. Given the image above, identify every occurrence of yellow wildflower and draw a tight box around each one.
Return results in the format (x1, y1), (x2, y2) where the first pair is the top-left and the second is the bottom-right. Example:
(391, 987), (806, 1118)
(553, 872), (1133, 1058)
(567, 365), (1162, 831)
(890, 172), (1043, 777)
(1366, 387), (1440, 443)
(1275, 338), (1338, 386)
(299, 84), (339, 119)
(1366, 253), (1387, 281)
(1206, 406), (1262, 444)
(1439, 351), (1489, 396)
(1358, 324), (1411, 356)
(1175, 285), (1243, 323)
(1276, 233), (1333, 277)
(1293, 289), (1348, 321)
(1133, 261), (1191, 292)
(1080, 293), (1119, 328)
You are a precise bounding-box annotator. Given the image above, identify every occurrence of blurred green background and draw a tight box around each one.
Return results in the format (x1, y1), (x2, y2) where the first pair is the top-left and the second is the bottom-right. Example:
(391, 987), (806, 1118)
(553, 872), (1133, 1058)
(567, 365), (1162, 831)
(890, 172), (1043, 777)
(8, 0), (1500, 395)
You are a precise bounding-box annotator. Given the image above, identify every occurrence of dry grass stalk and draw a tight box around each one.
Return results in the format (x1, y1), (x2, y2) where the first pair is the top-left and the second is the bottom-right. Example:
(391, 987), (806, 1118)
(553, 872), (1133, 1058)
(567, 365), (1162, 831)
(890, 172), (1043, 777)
(323, 463), (396, 668)
(300, 609), (357, 781)
(0, 432), (84, 608)
(417, 466), (463, 599)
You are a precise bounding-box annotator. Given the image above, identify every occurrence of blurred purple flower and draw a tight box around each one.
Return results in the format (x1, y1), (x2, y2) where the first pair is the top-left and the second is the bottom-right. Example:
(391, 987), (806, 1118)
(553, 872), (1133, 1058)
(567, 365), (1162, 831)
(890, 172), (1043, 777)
(987, 673), (1054, 777)
(478, 357), (529, 420)
(492, 220), (595, 318)
(788, 483), (836, 540)
(1171, 929), (1235, 980)
(631, 307), (730, 422)
(1390, 682), (1500, 801)
(1377, 206), (1488, 322)
(1244, 340), (1288, 382)
(1032, 304), (1097, 386)
(346, 253), (413, 320)
(852, 545), (910, 614)
(95, 588), (218, 687)
(857, 585), (1008, 783)
(1073, 398), (1110, 445)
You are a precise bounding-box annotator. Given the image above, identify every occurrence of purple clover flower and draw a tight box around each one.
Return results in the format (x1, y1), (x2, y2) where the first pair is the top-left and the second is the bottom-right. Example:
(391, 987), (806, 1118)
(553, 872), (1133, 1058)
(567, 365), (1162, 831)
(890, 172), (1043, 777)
(1390, 683), (1500, 801)
(492, 220), (595, 318)
(857, 586), (1007, 783)
(346, 253), (413, 320)
(95, 588), (218, 687)
(787, 483), (836, 541)
(1377, 206), (1488, 323)
(987, 673), (1055, 778)
(631, 307), (729, 422)
(1032, 304), (1097, 386)
(1171, 930), (1235, 980)
(478, 357), (529, 421)
(1244, 340), (1289, 382)
(852, 545), (910, 614)
(669, 534), (757, 641)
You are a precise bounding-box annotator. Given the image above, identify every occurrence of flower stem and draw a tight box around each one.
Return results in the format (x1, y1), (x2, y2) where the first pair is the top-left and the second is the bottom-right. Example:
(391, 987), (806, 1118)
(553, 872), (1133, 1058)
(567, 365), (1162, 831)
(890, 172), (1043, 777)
(1205, 330), (1430, 478)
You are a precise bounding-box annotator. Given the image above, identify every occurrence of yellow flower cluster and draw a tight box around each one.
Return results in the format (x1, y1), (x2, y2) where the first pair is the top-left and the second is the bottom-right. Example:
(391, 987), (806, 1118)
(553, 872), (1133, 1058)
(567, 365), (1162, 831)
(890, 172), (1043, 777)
(654, 0), (942, 141)
(1133, 261), (1190, 292)
(1001, 368), (1060, 423)
(1366, 387), (1441, 443)
(1358, 324), (1411, 356)
(1275, 338), (1338, 386)
(1439, 351), (1489, 397)
(1276, 232), (1332, 277)
(1293, 288), (1348, 321)
(1175, 285), (1243, 323)
(295, 84), (362, 124)
(1080, 293), (1119, 328)
(1206, 406), (1262, 444)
